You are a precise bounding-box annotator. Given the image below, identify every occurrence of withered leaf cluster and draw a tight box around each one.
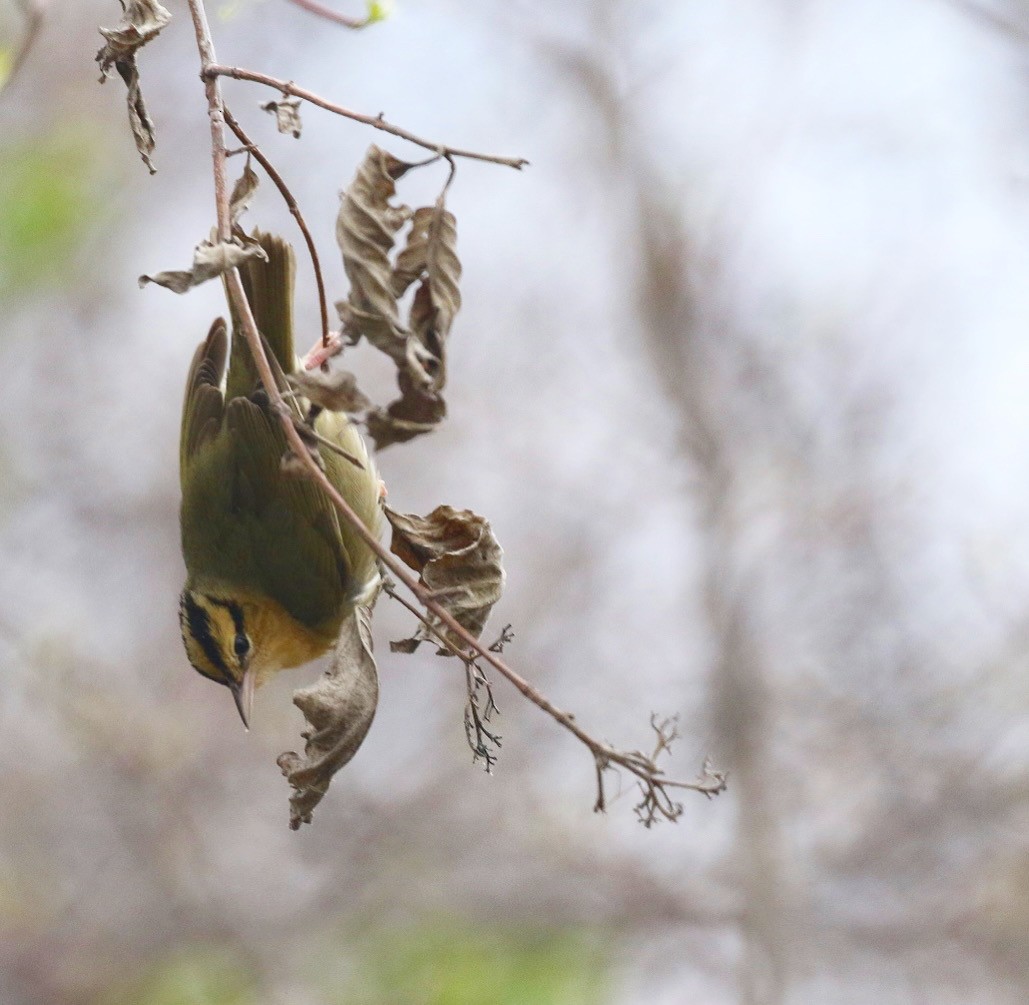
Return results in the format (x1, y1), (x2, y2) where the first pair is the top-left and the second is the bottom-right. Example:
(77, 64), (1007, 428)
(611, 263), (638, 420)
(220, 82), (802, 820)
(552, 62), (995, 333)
(277, 606), (378, 830)
(96, 0), (172, 174)
(386, 505), (505, 654)
(138, 159), (267, 293)
(334, 145), (462, 448)
(275, 154), (504, 827)
(279, 503), (505, 828)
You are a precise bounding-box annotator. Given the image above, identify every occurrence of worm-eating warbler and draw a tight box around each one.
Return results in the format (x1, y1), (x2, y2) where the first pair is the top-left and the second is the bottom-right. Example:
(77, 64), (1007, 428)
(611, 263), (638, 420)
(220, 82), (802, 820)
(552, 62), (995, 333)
(178, 231), (382, 726)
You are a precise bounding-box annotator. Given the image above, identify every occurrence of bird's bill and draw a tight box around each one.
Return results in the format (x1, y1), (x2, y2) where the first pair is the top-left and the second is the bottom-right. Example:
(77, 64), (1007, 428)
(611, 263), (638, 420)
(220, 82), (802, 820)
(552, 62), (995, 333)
(230, 669), (256, 730)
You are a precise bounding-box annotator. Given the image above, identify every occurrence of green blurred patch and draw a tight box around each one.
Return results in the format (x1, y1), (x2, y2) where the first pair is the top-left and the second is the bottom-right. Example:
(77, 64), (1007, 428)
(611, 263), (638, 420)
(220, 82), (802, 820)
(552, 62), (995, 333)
(341, 919), (609, 1005)
(0, 129), (101, 293)
(97, 947), (256, 1005)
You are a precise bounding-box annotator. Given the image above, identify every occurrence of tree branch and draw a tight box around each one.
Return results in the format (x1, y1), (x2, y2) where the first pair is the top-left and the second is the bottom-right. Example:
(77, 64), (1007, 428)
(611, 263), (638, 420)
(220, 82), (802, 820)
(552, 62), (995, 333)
(222, 106), (331, 348)
(185, 0), (720, 820)
(204, 63), (529, 170)
(285, 0), (372, 29)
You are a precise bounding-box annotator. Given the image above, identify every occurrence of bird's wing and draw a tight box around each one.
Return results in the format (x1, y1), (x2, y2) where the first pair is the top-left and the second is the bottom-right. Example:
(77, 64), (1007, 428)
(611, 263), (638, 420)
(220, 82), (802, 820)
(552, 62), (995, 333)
(223, 396), (351, 634)
(180, 318), (227, 480)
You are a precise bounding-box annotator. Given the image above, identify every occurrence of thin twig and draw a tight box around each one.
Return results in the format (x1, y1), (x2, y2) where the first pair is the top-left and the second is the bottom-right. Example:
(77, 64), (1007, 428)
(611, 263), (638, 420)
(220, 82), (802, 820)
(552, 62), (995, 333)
(463, 660), (501, 771)
(294, 418), (364, 468)
(285, 0), (371, 28)
(223, 106), (331, 348)
(186, 0), (719, 817)
(381, 577), (500, 768)
(205, 64), (529, 170)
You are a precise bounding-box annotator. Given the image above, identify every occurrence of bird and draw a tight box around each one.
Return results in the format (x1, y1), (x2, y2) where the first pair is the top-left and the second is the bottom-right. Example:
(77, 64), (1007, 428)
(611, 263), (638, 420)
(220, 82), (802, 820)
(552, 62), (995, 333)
(178, 230), (382, 727)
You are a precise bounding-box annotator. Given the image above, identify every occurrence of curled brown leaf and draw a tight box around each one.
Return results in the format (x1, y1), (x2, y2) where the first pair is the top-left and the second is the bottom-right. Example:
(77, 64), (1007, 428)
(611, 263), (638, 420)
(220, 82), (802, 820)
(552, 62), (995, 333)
(96, 0), (172, 174)
(288, 366), (371, 415)
(229, 156), (259, 225)
(139, 237), (268, 294)
(386, 504), (504, 651)
(365, 382), (445, 450)
(334, 147), (462, 448)
(277, 605), (379, 829)
(335, 144), (413, 353)
(261, 97), (303, 138)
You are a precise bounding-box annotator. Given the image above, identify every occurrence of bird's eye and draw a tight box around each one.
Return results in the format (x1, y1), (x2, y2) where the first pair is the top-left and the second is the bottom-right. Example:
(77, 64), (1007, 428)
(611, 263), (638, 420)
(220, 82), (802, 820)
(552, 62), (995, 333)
(234, 634), (250, 658)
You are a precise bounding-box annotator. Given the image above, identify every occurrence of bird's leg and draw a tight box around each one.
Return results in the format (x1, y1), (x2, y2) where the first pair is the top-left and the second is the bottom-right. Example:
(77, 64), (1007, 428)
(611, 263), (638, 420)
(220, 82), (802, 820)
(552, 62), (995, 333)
(301, 331), (344, 371)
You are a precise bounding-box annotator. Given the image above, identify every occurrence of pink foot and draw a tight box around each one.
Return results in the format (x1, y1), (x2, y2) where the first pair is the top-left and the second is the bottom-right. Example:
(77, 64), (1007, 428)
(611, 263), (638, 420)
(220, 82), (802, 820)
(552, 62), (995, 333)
(301, 332), (344, 370)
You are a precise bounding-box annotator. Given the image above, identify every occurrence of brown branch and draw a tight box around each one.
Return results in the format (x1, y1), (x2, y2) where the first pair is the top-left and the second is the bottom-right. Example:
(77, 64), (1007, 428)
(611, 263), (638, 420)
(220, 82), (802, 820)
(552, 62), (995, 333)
(222, 106), (331, 348)
(204, 64), (529, 170)
(285, 0), (371, 28)
(185, 0), (719, 819)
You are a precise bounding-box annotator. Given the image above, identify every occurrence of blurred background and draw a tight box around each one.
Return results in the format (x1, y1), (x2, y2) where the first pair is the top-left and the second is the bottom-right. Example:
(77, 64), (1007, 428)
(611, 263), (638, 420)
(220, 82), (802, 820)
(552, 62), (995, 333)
(3, 0), (1029, 1001)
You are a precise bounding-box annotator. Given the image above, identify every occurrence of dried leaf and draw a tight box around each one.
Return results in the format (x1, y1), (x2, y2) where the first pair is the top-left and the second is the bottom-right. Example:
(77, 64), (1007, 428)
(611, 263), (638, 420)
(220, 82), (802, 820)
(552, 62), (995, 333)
(335, 148), (463, 449)
(386, 505), (504, 650)
(229, 157), (259, 225)
(336, 145), (413, 354)
(261, 97), (303, 138)
(390, 205), (432, 298)
(139, 237), (268, 294)
(96, 0), (172, 174)
(422, 195), (462, 341)
(366, 383), (446, 450)
(389, 635), (425, 654)
(96, 0), (170, 69)
(277, 606), (379, 829)
(288, 366), (371, 415)
(388, 198), (460, 367)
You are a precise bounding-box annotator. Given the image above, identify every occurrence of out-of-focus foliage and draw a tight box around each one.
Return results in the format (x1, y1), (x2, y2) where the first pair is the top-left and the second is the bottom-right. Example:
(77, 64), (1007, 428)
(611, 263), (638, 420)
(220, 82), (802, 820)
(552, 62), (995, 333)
(98, 947), (255, 1005)
(0, 131), (99, 294)
(341, 920), (608, 1005)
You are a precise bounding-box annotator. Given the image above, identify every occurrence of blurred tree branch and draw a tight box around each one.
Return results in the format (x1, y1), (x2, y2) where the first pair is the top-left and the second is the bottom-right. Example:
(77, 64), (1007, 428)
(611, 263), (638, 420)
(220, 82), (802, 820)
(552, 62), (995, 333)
(284, 0), (376, 29)
(948, 0), (1029, 43)
(531, 0), (792, 996)
(0, 0), (45, 94)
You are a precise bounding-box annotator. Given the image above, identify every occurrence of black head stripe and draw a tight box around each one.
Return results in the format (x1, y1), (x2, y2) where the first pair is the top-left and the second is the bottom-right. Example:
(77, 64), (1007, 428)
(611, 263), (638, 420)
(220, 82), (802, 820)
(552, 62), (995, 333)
(206, 595), (246, 638)
(180, 591), (230, 684)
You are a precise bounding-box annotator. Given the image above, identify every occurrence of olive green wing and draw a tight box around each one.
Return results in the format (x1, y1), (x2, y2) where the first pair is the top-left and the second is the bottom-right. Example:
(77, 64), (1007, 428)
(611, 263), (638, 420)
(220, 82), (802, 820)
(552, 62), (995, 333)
(317, 409), (384, 602)
(180, 318), (228, 483)
(181, 391), (352, 635)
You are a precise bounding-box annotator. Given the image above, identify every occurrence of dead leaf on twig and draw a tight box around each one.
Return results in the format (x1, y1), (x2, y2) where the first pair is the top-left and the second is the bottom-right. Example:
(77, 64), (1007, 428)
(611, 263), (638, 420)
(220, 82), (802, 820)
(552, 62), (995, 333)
(261, 96), (303, 138)
(139, 236), (268, 294)
(96, 0), (172, 174)
(386, 504), (504, 652)
(334, 147), (462, 449)
(229, 156), (259, 225)
(288, 366), (371, 415)
(277, 605), (379, 829)
(335, 144), (413, 346)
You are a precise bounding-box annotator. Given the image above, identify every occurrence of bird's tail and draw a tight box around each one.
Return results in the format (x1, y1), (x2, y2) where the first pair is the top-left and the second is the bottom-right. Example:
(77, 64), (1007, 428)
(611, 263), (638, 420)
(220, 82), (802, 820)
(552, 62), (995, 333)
(225, 230), (296, 400)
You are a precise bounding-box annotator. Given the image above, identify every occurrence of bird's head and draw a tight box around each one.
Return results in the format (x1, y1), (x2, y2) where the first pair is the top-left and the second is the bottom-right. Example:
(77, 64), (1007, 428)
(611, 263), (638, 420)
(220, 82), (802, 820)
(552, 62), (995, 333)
(179, 588), (257, 727)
